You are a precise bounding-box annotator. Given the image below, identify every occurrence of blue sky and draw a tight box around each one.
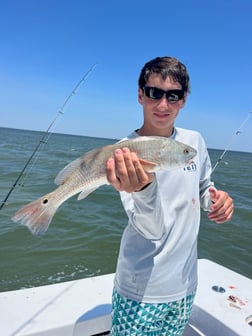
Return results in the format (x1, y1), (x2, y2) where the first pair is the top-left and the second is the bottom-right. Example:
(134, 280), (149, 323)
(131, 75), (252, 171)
(1, 0), (252, 152)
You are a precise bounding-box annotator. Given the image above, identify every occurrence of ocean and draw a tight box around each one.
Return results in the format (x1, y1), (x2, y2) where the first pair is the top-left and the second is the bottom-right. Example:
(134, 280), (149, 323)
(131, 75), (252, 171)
(0, 127), (251, 292)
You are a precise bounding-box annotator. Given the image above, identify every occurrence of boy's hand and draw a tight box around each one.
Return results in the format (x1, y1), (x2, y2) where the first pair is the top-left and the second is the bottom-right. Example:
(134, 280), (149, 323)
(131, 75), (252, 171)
(208, 187), (234, 223)
(106, 148), (153, 193)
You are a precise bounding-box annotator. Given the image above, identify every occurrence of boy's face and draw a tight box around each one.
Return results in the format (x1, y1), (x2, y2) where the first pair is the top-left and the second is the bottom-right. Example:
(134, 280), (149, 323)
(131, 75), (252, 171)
(138, 74), (187, 137)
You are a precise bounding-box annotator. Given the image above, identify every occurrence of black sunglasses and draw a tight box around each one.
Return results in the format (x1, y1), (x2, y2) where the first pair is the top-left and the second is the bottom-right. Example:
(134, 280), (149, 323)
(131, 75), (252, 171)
(143, 86), (185, 103)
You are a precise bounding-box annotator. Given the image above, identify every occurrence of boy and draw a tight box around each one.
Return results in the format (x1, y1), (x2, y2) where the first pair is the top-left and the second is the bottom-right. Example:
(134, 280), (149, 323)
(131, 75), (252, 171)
(106, 56), (234, 335)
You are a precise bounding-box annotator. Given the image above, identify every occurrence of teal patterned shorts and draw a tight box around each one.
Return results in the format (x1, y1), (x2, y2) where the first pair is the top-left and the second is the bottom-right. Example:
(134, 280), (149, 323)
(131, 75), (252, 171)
(111, 289), (195, 336)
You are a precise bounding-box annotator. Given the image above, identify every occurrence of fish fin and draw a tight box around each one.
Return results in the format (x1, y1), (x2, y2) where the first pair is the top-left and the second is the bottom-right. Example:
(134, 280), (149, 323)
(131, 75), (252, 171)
(77, 186), (99, 200)
(139, 159), (157, 172)
(77, 174), (110, 200)
(54, 148), (101, 185)
(54, 157), (83, 185)
(12, 193), (58, 236)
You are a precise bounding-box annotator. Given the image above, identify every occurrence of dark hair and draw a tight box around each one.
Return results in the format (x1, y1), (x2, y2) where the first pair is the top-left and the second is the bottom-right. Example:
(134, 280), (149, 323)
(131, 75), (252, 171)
(138, 56), (190, 93)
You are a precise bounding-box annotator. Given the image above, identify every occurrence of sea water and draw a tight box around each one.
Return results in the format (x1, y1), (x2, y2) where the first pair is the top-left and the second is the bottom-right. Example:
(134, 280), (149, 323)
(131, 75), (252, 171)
(0, 127), (251, 291)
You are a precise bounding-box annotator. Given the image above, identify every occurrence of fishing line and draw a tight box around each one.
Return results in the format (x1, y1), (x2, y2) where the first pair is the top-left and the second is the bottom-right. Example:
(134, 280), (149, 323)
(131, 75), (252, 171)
(0, 63), (98, 210)
(211, 111), (252, 174)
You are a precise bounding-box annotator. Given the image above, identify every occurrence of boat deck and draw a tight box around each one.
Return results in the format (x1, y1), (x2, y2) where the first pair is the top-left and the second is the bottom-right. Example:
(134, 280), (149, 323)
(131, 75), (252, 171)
(0, 259), (251, 335)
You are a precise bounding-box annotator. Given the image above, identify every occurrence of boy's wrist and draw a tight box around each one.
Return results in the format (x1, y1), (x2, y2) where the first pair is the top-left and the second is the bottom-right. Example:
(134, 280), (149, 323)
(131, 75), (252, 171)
(135, 182), (152, 192)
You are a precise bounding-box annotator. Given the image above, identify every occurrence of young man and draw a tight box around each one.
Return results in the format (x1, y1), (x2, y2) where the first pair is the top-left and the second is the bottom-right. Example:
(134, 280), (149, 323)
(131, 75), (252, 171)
(106, 56), (234, 335)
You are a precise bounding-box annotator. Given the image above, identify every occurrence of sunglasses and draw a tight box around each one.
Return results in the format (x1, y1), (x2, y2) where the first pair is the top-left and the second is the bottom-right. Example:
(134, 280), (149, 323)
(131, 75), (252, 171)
(143, 86), (185, 103)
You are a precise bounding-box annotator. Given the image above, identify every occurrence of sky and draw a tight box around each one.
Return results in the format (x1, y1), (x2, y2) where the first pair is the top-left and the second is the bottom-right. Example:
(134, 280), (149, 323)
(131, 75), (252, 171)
(1, 0), (252, 152)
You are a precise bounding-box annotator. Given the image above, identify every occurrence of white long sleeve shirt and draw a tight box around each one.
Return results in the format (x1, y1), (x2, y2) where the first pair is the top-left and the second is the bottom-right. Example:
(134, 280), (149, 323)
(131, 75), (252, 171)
(114, 127), (214, 303)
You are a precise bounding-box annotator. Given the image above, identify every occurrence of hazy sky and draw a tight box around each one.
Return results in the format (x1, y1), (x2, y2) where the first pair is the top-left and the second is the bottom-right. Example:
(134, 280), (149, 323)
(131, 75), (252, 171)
(1, 0), (252, 152)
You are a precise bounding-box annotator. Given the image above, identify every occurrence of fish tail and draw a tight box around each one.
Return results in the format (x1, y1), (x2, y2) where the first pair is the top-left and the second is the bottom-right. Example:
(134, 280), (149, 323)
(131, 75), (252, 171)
(12, 195), (58, 236)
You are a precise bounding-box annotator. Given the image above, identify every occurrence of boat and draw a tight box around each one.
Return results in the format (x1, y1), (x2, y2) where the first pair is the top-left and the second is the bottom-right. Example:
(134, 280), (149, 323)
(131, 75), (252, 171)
(0, 259), (251, 336)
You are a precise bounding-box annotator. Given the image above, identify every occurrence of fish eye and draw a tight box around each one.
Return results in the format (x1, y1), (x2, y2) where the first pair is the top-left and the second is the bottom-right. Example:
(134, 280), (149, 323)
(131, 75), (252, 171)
(184, 148), (190, 154)
(43, 199), (48, 204)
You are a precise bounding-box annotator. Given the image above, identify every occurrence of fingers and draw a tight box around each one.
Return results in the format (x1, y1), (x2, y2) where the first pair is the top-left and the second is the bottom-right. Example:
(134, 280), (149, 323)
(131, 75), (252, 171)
(106, 156), (121, 190)
(208, 189), (234, 223)
(115, 148), (136, 188)
(106, 148), (153, 192)
(208, 205), (233, 223)
(131, 152), (151, 187)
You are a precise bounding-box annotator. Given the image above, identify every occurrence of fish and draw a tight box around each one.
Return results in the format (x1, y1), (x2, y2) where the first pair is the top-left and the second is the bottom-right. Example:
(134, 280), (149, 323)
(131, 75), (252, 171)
(12, 136), (197, 236)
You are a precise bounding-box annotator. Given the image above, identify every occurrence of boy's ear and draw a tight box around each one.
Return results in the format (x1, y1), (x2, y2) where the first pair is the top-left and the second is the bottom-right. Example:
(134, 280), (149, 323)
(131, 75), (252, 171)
(180, 92), (188, 108)
(138, 87), (144, 104)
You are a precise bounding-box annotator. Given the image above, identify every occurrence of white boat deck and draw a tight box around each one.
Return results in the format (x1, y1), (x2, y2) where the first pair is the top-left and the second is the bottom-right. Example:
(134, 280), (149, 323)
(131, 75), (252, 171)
(184, 259), (252, 336)
(0, 259), (251, 336)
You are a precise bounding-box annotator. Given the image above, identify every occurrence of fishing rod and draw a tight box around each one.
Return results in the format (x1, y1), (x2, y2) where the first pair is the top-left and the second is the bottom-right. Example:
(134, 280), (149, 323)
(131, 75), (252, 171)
(0, 63), (98, 210)
(211, 111), (252, 174)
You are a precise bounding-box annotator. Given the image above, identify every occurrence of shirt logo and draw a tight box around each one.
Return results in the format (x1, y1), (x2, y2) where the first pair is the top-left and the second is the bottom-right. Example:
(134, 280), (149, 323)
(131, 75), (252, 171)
(184, 161), (197, 172)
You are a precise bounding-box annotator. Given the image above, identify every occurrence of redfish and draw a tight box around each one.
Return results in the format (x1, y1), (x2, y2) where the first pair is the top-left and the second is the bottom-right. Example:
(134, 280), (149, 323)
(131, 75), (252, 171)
(12, 136), (197, 236)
